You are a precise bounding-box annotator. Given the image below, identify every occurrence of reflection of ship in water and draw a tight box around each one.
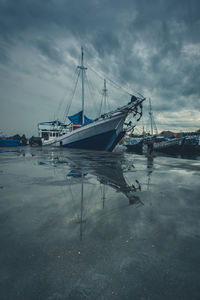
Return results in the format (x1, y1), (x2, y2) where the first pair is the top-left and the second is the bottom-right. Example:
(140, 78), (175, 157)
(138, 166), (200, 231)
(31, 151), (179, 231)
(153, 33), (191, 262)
(65, 150), (143, 205)
(35, 149), (153, 240)
(146, 155), (154, 191)
(61, 150), (143, 240)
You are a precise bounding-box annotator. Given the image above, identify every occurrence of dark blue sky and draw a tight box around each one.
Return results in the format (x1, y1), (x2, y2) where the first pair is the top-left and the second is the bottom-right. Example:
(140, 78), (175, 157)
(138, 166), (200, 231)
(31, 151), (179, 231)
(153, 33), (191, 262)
(0, 0), (200, 136)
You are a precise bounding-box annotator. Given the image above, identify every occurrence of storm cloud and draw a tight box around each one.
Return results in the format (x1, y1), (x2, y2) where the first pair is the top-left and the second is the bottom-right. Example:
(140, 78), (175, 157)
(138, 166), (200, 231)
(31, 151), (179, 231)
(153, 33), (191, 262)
(0, 0), (200, 136)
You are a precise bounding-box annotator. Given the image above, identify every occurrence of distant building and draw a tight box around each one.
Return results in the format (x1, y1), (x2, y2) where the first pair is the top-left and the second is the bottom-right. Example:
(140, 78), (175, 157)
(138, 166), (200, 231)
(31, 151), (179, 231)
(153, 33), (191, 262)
(160, 131), (181, 138)
(160, 129), (200, 138)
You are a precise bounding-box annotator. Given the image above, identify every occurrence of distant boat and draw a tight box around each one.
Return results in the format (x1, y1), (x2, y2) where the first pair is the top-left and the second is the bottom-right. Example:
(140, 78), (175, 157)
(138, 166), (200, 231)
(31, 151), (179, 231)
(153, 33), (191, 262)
(0, 138), (22, 147)
(154, 135), (200, 154)
(0, 134), (27, 147)
(123, 137), (144, 153)
(124, 98), (157, 153)
(37, 120), (68, 145)
(38, 47), (145, 151)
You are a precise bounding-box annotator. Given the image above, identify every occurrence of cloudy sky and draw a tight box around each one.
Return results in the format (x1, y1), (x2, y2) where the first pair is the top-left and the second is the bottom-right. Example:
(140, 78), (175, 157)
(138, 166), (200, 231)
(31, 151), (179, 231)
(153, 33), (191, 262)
(0, 0), (200, 137)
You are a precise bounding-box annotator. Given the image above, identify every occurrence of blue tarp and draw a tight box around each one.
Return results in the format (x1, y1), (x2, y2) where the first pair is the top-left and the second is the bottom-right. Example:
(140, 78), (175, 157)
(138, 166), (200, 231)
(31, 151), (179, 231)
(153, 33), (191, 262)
(68, 111), (93, 125)
(0, 139), (21, 147)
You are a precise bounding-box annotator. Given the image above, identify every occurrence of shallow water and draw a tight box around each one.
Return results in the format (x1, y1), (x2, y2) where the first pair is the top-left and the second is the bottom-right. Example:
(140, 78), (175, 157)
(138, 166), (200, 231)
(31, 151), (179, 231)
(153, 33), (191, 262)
(0, 147), (200, 300)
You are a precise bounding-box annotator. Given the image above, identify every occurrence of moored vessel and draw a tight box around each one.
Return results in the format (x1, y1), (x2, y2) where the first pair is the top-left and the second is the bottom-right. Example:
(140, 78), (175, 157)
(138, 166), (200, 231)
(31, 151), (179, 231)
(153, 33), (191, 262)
(38, 47), (145, 151)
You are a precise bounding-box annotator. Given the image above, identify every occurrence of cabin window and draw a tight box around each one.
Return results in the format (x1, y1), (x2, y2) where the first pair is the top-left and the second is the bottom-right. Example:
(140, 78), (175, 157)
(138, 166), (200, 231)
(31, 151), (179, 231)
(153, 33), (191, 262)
(42, 132), (49, 140)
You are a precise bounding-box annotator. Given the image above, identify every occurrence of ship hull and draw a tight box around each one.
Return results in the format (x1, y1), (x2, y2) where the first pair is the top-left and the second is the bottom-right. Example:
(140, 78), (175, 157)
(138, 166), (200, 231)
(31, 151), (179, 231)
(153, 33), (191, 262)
(44, 112), (127, 151)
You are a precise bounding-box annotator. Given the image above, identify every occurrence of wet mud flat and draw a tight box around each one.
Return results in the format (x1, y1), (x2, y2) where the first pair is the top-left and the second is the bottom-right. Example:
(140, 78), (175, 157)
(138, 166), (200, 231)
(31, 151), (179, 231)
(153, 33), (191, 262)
(0, 147), (200, 300)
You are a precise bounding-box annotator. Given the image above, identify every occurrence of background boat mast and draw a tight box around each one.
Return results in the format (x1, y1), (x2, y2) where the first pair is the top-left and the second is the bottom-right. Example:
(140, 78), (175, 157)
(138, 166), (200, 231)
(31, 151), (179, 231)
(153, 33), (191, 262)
(78, 47), (87, 125)
(149, 98), (153, 136)
(99, 79), (108, 116)
(148, 98), (158, 136)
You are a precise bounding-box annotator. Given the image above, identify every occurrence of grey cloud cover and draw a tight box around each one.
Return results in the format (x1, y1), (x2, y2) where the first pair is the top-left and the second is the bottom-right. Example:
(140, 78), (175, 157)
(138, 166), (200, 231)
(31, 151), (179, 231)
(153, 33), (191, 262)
(0, 0), (200, 136)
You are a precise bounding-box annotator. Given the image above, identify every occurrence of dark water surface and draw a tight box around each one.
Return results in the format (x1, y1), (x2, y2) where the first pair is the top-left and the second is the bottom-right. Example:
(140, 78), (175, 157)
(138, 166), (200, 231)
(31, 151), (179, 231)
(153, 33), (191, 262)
(0, 147), (200, 300)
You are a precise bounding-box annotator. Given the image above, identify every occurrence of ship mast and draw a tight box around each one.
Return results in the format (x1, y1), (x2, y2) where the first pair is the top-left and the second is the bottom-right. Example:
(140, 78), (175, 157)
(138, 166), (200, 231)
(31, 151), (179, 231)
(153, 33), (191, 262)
(78, 47), (87, 125)
(99, 79), (108, 116)
(103, 79), (108, 113)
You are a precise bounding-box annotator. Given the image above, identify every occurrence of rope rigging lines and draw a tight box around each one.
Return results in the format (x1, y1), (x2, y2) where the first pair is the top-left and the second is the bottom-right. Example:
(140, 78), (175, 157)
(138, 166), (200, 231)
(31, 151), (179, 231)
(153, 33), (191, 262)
(56, 46), (145, 124)
(62, 67), (81, 123)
